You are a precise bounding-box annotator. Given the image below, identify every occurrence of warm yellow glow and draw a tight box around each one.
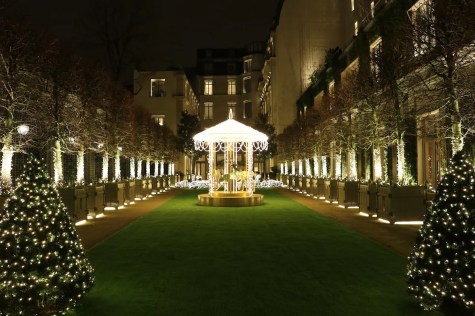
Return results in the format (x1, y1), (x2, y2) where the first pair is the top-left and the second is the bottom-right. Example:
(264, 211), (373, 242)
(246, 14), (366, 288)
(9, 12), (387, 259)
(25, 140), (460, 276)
(358, 212), (370, 217)
(75, 220), (88, 226)
(395, 221), (423, 225)
(397, 142), (405, 182)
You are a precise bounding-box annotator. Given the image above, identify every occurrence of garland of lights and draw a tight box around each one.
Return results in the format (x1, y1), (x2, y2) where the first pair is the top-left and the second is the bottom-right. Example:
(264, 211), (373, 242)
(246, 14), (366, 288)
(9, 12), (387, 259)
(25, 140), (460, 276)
(407, 150), (475, 313)
(0, 155), (94, 315)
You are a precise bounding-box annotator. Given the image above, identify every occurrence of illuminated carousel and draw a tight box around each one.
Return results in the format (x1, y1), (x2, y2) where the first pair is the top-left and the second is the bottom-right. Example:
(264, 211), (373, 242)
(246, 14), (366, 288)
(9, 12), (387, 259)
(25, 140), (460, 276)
(193, 110), (268, 206)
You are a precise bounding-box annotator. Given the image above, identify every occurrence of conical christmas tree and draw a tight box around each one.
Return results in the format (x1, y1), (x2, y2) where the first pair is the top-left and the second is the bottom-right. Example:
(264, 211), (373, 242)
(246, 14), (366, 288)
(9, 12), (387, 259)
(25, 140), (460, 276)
(0, 155), (94, 315)
(407, 150), (475, 313)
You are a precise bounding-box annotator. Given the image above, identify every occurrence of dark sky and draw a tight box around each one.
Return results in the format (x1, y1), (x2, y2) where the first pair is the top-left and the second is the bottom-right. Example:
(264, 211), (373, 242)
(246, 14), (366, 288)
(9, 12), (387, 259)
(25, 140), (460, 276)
(10, 0), (281, 69)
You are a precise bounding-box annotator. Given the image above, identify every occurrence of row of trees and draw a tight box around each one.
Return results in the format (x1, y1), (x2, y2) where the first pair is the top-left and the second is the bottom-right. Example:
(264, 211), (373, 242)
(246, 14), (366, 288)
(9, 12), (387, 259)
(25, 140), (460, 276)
(279, 0), (475, 184)
(0, 14), (178, 189)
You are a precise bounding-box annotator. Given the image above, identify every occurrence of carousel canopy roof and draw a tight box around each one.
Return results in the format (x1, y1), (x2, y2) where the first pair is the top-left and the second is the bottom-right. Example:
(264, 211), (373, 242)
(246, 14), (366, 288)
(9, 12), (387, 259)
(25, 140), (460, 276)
(193, 110), (268, 144)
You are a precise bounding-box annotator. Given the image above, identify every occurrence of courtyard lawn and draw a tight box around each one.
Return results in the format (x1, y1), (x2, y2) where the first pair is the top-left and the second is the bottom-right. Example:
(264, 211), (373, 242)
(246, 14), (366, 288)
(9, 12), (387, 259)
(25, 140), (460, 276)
(71, 189), (432, 316)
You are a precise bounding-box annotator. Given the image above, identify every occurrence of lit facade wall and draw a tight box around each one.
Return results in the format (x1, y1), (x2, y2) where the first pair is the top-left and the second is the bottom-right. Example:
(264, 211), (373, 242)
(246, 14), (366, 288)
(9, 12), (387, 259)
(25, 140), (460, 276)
(133, 70), (199, 174)
(262, 0), (354, 134)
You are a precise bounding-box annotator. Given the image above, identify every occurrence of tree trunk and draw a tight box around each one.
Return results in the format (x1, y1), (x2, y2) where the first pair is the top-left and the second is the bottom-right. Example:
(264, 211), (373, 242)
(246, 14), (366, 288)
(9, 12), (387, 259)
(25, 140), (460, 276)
(54, 139), (63, 184)
(1, 135), (14, 188)
(114, 151), (121, 180)
(102, 152), (109, 182)
(77, 145), (85, 184)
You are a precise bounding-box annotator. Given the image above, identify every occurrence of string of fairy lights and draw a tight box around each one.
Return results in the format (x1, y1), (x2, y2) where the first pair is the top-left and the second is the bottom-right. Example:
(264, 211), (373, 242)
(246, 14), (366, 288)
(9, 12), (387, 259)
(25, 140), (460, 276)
(407, 151), (475, 312)
(0, 156), (94, 315)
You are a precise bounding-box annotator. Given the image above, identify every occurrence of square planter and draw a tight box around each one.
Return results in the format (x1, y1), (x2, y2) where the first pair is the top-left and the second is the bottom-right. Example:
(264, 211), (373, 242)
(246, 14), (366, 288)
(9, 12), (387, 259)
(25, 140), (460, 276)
(290, 175), (297, 190)
(135, 179), (145, 199)
(125, 180), (136, 204)
(281, 174), (289, 187)
(104, 181), (125, 210)
(151, 177), (159, 194)
(158, 176), (165, 191)
(324, 179), (338, 202)
(305, 177), (313, 196)
(377, 185), (426, 224)
(86, 184), (105, 217)
(143, 178), (151, 197)
(337, 180), (359, 208)
(298, 176), (305, 192)
(169, 175), (177, 187)
(314, 178), (326, 198)
(58, 187), (88, 221)
(358, 183), (370, 213)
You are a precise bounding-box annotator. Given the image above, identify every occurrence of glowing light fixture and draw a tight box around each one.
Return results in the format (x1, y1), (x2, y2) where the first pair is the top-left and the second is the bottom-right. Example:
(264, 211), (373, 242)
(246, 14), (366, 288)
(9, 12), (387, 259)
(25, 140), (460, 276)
(17, 124), (29, 135)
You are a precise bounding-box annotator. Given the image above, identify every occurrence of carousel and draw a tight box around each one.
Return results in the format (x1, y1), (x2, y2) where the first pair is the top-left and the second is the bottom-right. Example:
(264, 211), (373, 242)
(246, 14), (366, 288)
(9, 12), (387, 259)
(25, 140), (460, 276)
(193, 110), (268, 206)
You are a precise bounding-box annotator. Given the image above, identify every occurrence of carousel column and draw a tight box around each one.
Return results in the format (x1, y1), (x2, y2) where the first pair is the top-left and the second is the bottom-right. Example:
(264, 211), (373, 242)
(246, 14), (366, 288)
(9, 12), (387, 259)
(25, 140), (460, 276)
(246, 141), (253, 195)
(208, 142), (215, 196)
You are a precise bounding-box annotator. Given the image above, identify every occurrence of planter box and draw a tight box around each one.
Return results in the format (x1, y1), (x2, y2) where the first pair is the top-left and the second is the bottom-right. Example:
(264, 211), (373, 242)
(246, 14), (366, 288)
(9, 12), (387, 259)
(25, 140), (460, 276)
(104, 182), (125, 209)
(158, 176), (165, 191)
(125, 180), (136, 204)
(281, 174), (289, 187)
(143, 178), (151, 197)
(86, 184), (105, 217)
(169, 175), (177, 187)
(377, 185), (426, 224)
(151, 177), (159, 194)
(290, 175), (297, 190)
(359, 183), (370, 213)
(58, 187), (88, 221)
(305, 177), (313, 195)
(135, 179), (145, 200)
(314, 178), (326, 198)
(324, 179), (338, 202)
(337, 180), (359, 208)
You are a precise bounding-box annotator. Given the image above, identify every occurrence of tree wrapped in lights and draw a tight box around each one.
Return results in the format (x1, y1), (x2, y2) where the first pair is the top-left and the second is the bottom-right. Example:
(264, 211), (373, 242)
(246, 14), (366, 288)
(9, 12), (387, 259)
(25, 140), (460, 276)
(0, 156), (94, 315)
(407, 149), (475, 314)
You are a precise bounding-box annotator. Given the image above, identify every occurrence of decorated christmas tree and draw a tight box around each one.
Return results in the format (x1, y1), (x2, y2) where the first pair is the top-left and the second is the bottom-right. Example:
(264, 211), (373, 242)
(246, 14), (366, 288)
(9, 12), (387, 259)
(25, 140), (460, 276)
(0, 155), (94, 315)
(407, 149), (475, 314)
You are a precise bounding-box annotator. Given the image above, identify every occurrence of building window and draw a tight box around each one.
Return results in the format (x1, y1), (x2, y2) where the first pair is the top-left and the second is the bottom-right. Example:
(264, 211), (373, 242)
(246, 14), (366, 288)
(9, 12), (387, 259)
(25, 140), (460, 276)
(151, 115), (165, 126)
(243, 101), (252, 119)
(204, 79), (213, 95)
(371, 1), (375, 17)
(351, 0), (355, 11)
(409, 0), (436, 56)
(354, 21), (358, 36)
(243, 77), (251, 93)
(204, 102), (213, 120)
(151, 79), (166, 97)
(227, 79), (236, 95)
(227, 102), (236, 116)
(370, 37), (383, 80)
(244, 59), (252, 73)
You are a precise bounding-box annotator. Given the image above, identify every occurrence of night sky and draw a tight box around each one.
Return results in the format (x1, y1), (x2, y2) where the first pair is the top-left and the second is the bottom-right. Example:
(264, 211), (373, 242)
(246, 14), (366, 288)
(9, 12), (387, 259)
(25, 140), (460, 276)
(9, 0), (281, 70)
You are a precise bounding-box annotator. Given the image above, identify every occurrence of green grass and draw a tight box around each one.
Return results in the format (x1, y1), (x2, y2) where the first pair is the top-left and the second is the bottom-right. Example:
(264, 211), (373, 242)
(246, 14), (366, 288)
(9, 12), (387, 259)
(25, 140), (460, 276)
(71, 189), (432, 316)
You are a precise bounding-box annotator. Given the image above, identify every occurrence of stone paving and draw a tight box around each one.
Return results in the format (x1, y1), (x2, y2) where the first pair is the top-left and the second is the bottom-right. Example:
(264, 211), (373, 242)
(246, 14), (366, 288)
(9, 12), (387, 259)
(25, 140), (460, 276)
(76, 187), (420, 257)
